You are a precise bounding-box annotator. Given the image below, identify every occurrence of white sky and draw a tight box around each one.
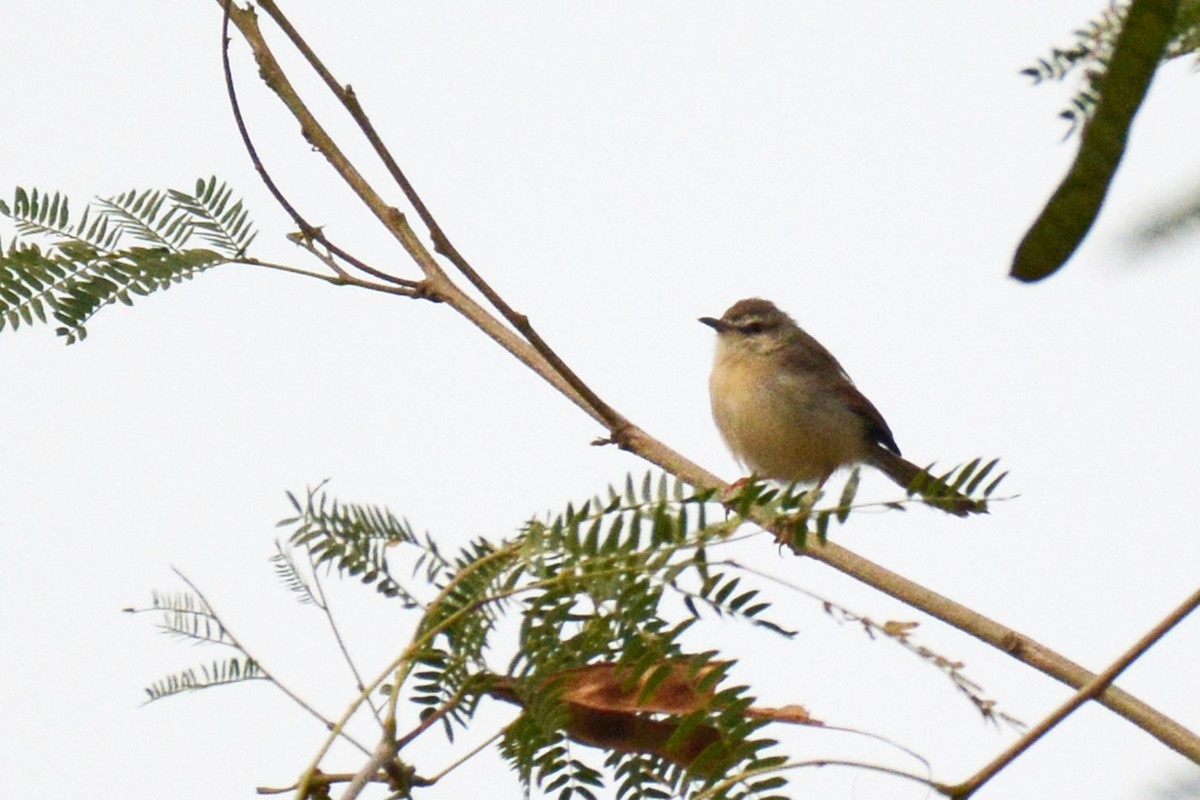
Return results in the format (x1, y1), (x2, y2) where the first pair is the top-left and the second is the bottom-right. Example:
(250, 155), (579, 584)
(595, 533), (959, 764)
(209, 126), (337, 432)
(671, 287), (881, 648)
(3, 2), (1199, 799)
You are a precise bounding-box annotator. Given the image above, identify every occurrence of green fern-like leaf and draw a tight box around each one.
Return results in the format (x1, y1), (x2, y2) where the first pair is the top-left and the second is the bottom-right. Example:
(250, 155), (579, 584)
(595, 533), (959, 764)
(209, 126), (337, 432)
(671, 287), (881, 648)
(143, 657), (265, 702)
(0, 179), (257, 342)
(282, 485), (425, 604)
(143, 589), (237, 647)
(270, 541), (320, 606)
(168, 176), (258, 256)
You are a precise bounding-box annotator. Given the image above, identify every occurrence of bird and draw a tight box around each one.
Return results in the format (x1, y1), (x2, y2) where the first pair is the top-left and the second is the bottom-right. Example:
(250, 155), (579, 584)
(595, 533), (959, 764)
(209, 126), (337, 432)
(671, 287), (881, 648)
(700, 298), (982, 516)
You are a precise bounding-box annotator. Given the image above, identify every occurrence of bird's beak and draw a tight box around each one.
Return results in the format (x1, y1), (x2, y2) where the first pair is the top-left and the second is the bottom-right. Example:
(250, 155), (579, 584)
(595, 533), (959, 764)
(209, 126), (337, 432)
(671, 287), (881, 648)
(699, 316), (728, 332)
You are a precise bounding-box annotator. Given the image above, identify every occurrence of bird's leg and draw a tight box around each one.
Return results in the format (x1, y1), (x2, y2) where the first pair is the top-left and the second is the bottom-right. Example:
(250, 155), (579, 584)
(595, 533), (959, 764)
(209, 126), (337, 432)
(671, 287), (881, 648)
(772, 474), (828, 546)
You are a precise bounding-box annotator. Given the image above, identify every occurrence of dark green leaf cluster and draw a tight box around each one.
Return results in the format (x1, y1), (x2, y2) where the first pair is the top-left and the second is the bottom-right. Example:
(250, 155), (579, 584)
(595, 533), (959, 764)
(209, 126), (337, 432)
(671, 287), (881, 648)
(410, 537), (517, 737)
(510, 473), (787, 673)
(1021, 1), (1200, 136)
(488, 474), (786, 799)
(608, 753), (676, 800)
(724, 474), (867, 549)
(727, 460), (1001, 548)
(281, 473), (793, 797)
(144, 467), (984, 796)
(165, 177), (258, 255)
(270, 541), (321, 606)
(0, 178), (254, 342)
(1020, 2), (1123, 134)
(502, 714), (606, 800)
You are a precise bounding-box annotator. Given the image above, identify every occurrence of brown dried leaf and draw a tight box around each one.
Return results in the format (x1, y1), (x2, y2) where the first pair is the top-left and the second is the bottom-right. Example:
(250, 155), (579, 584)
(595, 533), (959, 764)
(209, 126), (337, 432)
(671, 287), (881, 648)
(560, 704), (730, 776)
(746, 703), (822, 726)
(553, 660), (727, 715)
(882, 620), (919, 639)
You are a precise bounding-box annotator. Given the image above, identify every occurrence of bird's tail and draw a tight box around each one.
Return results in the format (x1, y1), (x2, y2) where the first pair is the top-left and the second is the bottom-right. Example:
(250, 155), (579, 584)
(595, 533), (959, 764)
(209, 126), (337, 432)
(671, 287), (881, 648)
(869, 448), (987, 517)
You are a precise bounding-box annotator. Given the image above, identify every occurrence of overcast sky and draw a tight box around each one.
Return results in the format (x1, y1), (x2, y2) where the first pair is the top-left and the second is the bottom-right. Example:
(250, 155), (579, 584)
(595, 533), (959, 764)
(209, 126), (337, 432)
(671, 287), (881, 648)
(3, 2), (1200, 799)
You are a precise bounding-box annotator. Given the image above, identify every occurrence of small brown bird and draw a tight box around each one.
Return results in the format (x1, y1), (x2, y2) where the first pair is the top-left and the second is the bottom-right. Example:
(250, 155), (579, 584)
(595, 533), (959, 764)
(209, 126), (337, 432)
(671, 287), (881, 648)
(700, 298), (981, 515)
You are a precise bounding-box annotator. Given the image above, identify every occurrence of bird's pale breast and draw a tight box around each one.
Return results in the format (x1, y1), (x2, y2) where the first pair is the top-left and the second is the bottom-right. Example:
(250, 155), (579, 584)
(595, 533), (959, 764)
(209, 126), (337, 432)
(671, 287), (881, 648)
(709, 347), (869, 483)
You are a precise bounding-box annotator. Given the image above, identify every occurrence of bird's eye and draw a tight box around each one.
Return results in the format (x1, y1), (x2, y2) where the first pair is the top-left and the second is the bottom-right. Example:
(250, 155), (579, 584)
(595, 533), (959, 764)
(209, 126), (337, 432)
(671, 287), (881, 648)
(739, 322), (765, 335)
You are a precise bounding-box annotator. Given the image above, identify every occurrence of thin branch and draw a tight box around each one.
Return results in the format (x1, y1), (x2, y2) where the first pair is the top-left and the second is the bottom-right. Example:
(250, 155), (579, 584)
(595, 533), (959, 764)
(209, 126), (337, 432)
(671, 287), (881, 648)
(813, 724), (933, 782)
(252, 0), (629, 434)
(337, 730), (399, 800)
(257, 770), (431, 796)
(231, 256), (349, 285)
(725, 558), (1018, 727)
(217, 0), (612, 433)
(394, 687), (471, 751)
(302, 546), (385, 723)
(220, 0), (419, 291)
(294, 541), (525, 796)
(946, 585), (1200, 799)
(251, 0), (628, 434)
(421, 731), (504, 785)
(213, 0), (1200, 765)
(232, 256), (414, 296)
(170, 568), (373, 757)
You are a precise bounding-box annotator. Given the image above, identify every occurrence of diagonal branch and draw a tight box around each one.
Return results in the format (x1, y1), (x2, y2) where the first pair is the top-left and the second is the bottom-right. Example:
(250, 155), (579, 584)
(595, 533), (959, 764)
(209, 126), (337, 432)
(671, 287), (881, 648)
(794, 534), (1200, 763)
(213, 0), (1200, 765)
(252, 0), (630, 432)
(946, 586), (1200, 798)
(219, 0), (419, 291)
(219, 0), (609, 430)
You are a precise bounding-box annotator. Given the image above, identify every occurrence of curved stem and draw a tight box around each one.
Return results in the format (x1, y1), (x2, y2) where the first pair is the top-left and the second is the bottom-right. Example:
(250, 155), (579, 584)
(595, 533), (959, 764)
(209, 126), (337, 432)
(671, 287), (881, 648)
(220, 0), (419, 290)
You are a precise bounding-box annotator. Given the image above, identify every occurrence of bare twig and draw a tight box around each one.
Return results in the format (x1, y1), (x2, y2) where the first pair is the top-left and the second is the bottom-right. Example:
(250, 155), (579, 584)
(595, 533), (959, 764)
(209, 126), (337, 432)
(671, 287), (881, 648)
(798, 536), (1200, 762)
(299, 545), (384, 722)
(221, 0), (617, 434)
(725, 558), (1019, 727)
(421, 732), (504, 785)
(253, 0), (629, 433)
(293, 542), (524, 795)
(394, 687), (470, 751)
(946, 585), (1200, 799)
(170, 568), (373, 757)
(257, 769), (430, 796)
(220, 0), (420, 291)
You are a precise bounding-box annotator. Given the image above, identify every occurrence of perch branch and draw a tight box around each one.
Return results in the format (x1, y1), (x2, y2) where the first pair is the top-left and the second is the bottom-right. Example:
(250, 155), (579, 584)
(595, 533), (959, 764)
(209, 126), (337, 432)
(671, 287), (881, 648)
(215, 0), (1200, 765)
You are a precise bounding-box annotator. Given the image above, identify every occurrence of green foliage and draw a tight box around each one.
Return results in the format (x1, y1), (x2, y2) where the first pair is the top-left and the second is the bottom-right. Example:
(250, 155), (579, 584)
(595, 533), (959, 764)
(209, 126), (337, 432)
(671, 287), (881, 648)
(0, 177), (254, 342)
(127, 589), (266, 702)
(147, 588), (237, 647)
(274, 472), (796, 798)
(270, 540), (321, 606)
(487, 478), (786, 798)
(144, 657), (265, 702)
(723, 472), (858, 549)
(1014, 0), (1184, 282)
(137, 468), (1000, 796)
(1021, 2), (1127, 135)
(1021, 0), (1199, 136)
(281, 483), (427, 605)
(905, 458), (1006, 512)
